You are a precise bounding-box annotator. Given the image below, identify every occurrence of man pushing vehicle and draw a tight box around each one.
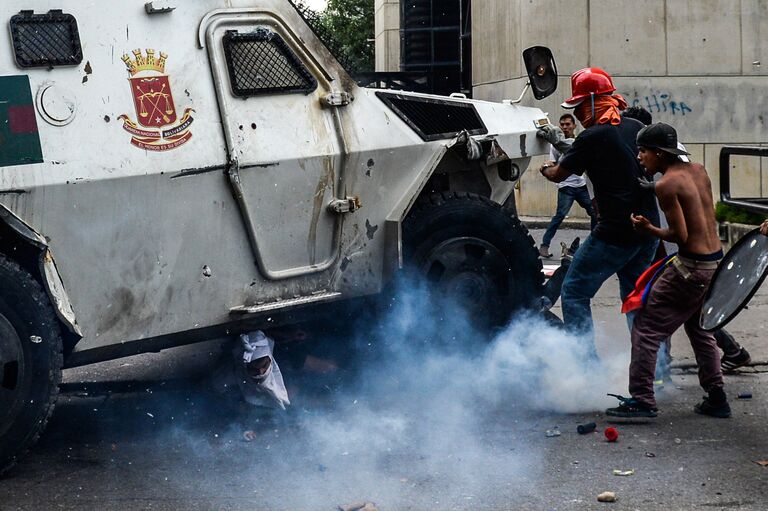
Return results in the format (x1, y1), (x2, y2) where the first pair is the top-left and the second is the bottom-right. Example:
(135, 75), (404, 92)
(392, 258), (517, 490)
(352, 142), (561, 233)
(539, 67), (659, 358)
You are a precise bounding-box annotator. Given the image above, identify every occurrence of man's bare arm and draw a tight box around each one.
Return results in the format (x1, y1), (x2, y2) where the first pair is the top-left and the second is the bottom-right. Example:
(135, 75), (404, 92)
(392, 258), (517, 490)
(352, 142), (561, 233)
(629, 182), (688, 243)
(653, 183), (688, 244)
(540, 162), (574, 183)
(657, 183), (689, 244)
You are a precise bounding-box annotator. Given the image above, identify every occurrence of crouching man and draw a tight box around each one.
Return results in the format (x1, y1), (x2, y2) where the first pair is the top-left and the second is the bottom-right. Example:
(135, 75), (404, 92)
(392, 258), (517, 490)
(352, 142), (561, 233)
(607, 123), (729, 419)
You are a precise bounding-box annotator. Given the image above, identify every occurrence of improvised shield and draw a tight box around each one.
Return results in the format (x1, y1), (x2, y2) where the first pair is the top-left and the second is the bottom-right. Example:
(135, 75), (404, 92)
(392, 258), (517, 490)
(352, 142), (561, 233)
(700, 228), (768, 331)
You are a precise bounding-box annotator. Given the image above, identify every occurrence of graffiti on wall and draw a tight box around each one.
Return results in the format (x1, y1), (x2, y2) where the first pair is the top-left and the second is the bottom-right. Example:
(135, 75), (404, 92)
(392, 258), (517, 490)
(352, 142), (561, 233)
(625, 91), (693, 116)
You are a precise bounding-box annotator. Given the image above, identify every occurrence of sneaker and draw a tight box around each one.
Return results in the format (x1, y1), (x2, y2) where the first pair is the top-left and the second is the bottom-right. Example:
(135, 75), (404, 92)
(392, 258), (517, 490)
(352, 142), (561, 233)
(694, 397), (731, 418)
(566, 237), (580, 258)
(721, 347), (752, 372)
(605, 394), (658, 418)
(539, 245), (553, 258)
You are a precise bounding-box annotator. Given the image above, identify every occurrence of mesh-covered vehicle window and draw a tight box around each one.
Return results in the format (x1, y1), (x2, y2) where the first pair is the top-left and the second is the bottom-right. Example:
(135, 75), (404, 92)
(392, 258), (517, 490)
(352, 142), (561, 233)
(10, 10), (83, 68)
(223, 29), (317, 97)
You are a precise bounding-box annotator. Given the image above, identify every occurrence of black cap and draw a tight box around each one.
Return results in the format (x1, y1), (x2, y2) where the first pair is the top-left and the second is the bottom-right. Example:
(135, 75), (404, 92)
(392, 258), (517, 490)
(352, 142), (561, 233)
(636, 123), (690, 156)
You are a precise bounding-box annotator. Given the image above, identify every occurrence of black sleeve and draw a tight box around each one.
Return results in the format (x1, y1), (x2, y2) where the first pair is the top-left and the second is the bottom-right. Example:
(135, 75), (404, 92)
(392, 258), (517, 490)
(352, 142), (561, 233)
(558, 130), (592, 176)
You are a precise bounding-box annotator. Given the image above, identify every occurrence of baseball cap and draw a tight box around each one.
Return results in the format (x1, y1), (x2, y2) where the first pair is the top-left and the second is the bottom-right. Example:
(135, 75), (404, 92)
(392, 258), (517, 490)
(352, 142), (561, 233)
(636, 123), (690, 156)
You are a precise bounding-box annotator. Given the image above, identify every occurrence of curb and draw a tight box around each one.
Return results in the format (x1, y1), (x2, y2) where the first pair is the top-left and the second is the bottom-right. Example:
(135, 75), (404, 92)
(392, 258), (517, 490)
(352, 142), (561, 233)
(519, 216), (592, 230)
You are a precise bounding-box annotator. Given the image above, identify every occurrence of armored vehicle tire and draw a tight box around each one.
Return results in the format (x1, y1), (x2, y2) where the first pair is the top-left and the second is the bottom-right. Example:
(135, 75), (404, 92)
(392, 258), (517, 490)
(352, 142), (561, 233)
(403, 192), (543, 329)
(0, 254), (63, 476)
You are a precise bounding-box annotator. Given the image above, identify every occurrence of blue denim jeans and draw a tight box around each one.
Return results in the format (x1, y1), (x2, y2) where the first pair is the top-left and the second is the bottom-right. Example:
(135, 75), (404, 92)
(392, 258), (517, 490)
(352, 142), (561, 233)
(561, 234), (659, 357)
(542, 185), (595, 248)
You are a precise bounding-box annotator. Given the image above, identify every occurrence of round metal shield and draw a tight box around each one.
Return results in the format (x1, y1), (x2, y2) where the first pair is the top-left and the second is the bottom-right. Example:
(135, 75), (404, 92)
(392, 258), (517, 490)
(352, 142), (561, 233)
(700, 228), (768, 331)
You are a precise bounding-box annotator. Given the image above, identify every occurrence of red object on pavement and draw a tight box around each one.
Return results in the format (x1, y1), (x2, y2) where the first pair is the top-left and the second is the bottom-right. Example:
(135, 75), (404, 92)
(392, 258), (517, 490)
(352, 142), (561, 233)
(604, 427), (619, 442)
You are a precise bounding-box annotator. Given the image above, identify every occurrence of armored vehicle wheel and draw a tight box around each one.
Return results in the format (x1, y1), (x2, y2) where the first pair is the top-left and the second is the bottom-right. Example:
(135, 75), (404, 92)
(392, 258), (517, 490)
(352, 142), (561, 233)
(403, 192), (543, 329)
(0, 254), (63, 476)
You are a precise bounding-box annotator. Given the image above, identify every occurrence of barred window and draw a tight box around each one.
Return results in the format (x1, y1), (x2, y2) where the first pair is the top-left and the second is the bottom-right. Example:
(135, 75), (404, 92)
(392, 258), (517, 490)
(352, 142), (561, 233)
(10, 10), (83, 68)
(223, 29), (317, 97)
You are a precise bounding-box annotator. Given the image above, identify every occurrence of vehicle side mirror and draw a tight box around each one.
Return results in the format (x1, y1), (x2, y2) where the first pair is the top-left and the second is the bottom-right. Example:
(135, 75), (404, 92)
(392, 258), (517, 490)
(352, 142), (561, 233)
(523, 46), (558, 100)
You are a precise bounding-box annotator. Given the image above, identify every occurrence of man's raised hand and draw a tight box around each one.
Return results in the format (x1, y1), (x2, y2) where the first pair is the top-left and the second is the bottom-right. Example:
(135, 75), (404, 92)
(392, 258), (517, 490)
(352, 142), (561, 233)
(637, 176), (656, 192)
(536, 123), (565, 145)
(760, 219), (768, 236)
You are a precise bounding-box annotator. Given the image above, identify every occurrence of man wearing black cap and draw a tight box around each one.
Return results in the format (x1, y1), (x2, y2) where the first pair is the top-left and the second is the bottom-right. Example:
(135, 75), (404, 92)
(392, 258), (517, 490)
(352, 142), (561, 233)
(606, 122), (729, 419)
(621, 107), (752, 374)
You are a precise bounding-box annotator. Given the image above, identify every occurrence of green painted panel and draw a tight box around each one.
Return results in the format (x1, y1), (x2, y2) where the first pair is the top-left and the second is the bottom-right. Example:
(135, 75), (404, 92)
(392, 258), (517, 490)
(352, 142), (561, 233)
(0, 75), (43, 167)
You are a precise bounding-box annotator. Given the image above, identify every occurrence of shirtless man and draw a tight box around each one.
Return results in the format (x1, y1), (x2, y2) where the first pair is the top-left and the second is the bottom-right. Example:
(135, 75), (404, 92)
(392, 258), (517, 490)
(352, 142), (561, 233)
(606, 123), (729, 419)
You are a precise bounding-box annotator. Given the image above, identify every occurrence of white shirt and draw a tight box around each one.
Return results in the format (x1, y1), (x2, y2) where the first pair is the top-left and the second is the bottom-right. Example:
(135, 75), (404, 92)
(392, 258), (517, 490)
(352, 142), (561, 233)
(550, 144), (586, 188)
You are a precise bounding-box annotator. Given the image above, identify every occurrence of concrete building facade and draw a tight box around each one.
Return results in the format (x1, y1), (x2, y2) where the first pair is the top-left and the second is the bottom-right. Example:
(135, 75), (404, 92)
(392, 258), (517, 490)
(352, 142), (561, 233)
(375, 0), (401, 72)
(376, 0), (768, 217)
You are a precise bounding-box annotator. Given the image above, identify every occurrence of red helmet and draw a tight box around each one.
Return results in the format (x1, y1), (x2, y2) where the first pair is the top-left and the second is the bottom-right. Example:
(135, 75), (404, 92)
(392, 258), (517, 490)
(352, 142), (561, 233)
(561, 67), (616, 108)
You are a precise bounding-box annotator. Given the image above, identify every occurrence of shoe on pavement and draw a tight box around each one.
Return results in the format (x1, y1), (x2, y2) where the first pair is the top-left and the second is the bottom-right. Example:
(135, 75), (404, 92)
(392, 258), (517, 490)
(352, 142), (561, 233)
(539, 245), (553, 258)
(566, 237), (580, 258)
(694, 397), (731, 418)
(605, 394), (658, 418)
(721, 347), (751, 372)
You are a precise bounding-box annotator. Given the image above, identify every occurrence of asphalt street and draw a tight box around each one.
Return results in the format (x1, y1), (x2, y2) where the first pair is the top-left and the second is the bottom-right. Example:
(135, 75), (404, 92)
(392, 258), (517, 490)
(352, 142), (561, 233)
(1, 228), (767, 511)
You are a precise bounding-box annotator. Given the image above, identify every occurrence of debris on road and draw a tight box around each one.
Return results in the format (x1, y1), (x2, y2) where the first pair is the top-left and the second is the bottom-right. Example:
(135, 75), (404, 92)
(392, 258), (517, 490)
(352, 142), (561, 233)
(597, 491), (617, 502)
(338, 502), (378, 511)
(604, 427), (619, 442)
(645, 451), (656, 458)
(577, 422), (597, 434)
(612, 469), (635, 476)
(754, 460), (768, 467)
(545, 428), (562, 437)
(738, 392), (753, 399)
(243, 430), (257, 442)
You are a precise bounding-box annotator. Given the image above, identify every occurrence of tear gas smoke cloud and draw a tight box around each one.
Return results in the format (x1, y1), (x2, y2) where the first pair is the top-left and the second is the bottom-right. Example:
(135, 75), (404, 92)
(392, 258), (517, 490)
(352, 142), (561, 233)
(105, 276), (631, 509)
(481, 316), (630, 413)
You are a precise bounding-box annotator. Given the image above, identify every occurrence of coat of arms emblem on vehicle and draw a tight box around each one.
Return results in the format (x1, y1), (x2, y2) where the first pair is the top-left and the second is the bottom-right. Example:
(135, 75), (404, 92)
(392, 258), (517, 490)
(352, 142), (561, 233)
(118, 49), (193, 151)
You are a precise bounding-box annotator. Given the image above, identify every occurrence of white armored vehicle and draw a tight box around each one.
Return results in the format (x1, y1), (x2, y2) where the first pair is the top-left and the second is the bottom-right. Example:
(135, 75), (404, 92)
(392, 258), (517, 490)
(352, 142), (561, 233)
(0, 0), (559, 472)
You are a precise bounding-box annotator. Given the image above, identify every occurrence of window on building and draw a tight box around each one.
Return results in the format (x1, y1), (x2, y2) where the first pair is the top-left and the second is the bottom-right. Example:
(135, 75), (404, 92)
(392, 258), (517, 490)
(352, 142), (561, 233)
(400, 0), (471, 96)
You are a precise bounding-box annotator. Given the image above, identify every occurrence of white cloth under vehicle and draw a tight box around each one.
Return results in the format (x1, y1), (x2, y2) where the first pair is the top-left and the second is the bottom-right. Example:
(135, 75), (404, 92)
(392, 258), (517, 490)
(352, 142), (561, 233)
(211, 330), (290, 410)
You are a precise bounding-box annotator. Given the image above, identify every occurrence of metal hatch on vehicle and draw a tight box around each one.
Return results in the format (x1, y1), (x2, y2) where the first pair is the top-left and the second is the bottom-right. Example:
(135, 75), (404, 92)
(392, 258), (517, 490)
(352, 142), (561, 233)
(199, 9), (349, 281)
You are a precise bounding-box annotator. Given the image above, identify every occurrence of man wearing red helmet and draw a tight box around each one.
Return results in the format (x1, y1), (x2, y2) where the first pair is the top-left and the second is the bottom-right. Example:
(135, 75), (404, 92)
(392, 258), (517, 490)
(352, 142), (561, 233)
(540, 67), (659, 358)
